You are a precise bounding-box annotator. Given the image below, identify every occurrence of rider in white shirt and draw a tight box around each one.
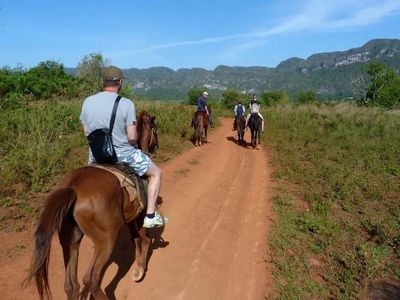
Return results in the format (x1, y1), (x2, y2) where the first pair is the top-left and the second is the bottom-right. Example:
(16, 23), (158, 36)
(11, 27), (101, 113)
(245, 95), (264, 131)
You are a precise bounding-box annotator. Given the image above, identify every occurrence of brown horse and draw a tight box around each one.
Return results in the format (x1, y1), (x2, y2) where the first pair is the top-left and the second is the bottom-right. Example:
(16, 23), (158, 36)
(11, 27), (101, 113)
(193, 106), (211, 147)
(137, 110), (159, 155)
(234, 115), (246, 145)
(23, 113), (159, 300)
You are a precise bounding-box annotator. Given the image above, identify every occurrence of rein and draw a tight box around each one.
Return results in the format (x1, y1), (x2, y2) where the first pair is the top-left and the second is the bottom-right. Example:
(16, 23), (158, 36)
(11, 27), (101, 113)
(142, 127), (158, 156)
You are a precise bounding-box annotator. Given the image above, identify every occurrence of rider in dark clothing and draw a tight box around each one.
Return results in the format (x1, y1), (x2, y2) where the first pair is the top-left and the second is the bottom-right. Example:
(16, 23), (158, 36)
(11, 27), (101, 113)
(193, 91), (214, 127)
(232, 101), (245, 130)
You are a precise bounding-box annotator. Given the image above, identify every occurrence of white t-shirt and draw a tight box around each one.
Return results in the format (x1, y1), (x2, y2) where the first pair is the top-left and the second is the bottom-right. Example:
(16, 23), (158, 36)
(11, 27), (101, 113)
(250, 102), (260, 113)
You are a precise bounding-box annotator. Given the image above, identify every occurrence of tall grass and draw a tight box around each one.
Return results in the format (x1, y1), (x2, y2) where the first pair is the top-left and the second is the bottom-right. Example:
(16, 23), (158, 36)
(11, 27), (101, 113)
(265, 102), (400, 299)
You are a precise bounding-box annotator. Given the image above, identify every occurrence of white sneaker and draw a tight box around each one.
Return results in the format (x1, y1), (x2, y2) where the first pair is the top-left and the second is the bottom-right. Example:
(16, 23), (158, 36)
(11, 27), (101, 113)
(143, 211), (168, 228)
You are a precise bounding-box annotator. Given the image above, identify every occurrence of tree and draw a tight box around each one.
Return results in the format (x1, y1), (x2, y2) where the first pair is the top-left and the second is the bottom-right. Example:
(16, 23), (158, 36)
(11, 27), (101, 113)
(260, 90), (289, 106)
(351, 71), (370, 105)
(77, 53), (109, 93)
(375, 74), (400, 109)
(355, 61), (400, 108)
(187, 88), (204, 105)
(221, 89), (243, 109)
(24, 61), (79, 98)
(298, 90), (317, 104)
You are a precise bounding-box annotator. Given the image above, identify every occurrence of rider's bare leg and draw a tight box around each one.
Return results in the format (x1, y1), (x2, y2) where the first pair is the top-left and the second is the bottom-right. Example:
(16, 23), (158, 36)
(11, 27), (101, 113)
(145, 162), (162, 214)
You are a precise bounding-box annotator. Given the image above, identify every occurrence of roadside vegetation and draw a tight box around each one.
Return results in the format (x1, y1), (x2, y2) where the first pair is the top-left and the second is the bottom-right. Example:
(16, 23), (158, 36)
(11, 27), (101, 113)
(264, 102), (400, 299)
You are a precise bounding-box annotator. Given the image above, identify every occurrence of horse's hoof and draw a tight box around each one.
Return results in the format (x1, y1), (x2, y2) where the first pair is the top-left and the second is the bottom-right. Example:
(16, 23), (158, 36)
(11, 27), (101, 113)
(132, 266), (145, 282)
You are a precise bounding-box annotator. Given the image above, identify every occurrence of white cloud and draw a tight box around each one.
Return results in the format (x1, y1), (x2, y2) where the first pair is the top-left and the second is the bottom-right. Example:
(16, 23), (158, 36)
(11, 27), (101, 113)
(113, 0), (400, 60)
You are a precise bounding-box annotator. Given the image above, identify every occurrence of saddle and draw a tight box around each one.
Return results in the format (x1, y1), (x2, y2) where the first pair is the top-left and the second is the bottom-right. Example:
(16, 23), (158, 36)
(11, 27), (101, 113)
(91, 163), (147, 222)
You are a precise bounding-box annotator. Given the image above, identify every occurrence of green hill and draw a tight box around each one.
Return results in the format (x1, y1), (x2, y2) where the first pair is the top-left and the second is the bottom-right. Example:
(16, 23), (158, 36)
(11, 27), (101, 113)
(69, 39), (399, 101)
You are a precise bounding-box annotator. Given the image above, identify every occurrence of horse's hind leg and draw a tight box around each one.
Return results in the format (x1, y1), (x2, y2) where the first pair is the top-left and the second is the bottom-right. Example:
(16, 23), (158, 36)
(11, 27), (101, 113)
(80, 231), (120, 300)
(129, 221), (150, 282)
(59, 214), (83, 300)
(76, 208), (123, 300)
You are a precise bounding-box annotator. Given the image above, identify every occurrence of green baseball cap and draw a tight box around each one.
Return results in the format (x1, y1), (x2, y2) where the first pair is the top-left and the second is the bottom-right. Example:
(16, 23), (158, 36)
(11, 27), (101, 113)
(102, 65), (124, 80)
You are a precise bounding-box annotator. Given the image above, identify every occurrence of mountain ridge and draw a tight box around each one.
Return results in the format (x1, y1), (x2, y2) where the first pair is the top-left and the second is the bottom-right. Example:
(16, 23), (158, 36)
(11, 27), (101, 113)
(77, 38), (400, 101)
(122, 38), (400, 100)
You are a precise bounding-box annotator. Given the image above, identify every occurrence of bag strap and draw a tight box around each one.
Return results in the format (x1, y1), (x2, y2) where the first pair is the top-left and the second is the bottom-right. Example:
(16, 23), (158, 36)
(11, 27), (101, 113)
(109, 95), (122, 134)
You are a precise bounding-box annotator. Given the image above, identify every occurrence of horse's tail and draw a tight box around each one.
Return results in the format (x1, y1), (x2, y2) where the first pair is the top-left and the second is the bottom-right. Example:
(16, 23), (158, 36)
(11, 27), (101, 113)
(23, 187), (77, 299)
(249, 114), (262, 131)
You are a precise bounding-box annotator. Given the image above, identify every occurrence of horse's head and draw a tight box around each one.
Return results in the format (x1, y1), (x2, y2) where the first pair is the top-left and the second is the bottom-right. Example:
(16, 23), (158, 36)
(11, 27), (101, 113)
(137, 110), (159, 155)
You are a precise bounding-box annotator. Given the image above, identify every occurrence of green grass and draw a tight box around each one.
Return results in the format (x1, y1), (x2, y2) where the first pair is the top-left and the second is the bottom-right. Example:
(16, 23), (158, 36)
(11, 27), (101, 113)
(265, 102), (400, 299)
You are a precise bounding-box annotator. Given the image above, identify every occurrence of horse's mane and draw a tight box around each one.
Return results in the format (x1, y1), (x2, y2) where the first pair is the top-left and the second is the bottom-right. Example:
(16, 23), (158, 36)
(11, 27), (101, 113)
(137, 110), (151, 131)
(138, 110), (151, 122)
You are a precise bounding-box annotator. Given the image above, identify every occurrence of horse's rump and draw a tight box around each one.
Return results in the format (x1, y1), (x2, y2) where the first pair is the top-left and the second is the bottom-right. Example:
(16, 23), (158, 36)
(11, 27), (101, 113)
(249, 113), (262, 130)
(234, 115), (246, 129)
(194, 111), (207, 134)
(194, 110), (208, 125)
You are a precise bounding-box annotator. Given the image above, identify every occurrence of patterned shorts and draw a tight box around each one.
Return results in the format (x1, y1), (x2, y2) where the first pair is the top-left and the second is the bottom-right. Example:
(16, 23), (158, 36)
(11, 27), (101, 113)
(118, 149), (152, 177)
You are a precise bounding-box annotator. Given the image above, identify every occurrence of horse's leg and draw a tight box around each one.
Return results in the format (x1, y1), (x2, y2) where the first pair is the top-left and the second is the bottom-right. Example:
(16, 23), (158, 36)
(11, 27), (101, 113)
(194, 120), (200, 146)
(76, 204), (124, 300)
(80, 231), (120, 300)
(129, 221), (150, 282)
(59, 216), (83, 300)
(199, 124), (203, 146)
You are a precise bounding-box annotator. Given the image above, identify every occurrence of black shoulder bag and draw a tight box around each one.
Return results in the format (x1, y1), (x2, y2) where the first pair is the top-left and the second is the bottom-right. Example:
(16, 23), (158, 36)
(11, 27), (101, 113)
(87, 95), (121, 164)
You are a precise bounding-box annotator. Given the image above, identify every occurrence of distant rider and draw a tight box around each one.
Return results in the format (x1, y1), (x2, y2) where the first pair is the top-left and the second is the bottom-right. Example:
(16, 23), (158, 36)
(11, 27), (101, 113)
(194, 91), (214, 128)
(245, 95), (264, 132)
(232, 100), (245, 130)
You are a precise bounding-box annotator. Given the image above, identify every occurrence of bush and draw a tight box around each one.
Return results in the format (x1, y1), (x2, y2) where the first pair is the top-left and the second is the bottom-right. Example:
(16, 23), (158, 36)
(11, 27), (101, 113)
(0, 61), (82, 100)
(221, 89), (244, 109)
(298, 90), (317, 103)
(260, 90), (289, 106)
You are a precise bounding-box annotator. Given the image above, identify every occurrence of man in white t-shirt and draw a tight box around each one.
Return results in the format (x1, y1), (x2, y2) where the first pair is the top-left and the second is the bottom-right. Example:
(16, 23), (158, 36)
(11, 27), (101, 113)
(245, 95), (264, 131)
(80, 66), (167, 228)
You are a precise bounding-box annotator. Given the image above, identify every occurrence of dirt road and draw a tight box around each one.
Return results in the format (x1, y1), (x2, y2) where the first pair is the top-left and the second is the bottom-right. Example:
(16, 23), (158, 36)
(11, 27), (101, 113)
(0, 118), (273, 300)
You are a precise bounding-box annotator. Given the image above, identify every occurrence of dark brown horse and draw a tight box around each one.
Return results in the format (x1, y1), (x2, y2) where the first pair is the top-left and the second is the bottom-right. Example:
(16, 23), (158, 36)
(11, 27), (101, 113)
(23, 113), (159, 300)
(193, 106), (211, 147)
(234, 115), (246, 145)
(248, 113), (262, 148)
(137, 110), (159, 155)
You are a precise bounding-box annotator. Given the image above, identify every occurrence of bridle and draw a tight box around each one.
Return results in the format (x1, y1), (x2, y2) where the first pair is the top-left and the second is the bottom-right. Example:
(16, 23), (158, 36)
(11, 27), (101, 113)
(147, 125), (159, 155)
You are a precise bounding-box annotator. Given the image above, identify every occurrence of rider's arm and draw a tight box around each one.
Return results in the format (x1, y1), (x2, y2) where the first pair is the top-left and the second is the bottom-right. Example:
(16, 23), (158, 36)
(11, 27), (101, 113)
(127, 124), (138, 146)
(82, 125), (89, 136)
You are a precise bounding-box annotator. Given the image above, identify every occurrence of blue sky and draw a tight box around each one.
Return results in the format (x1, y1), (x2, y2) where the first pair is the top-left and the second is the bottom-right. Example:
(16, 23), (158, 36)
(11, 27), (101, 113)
(1, 0), (399, 70)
